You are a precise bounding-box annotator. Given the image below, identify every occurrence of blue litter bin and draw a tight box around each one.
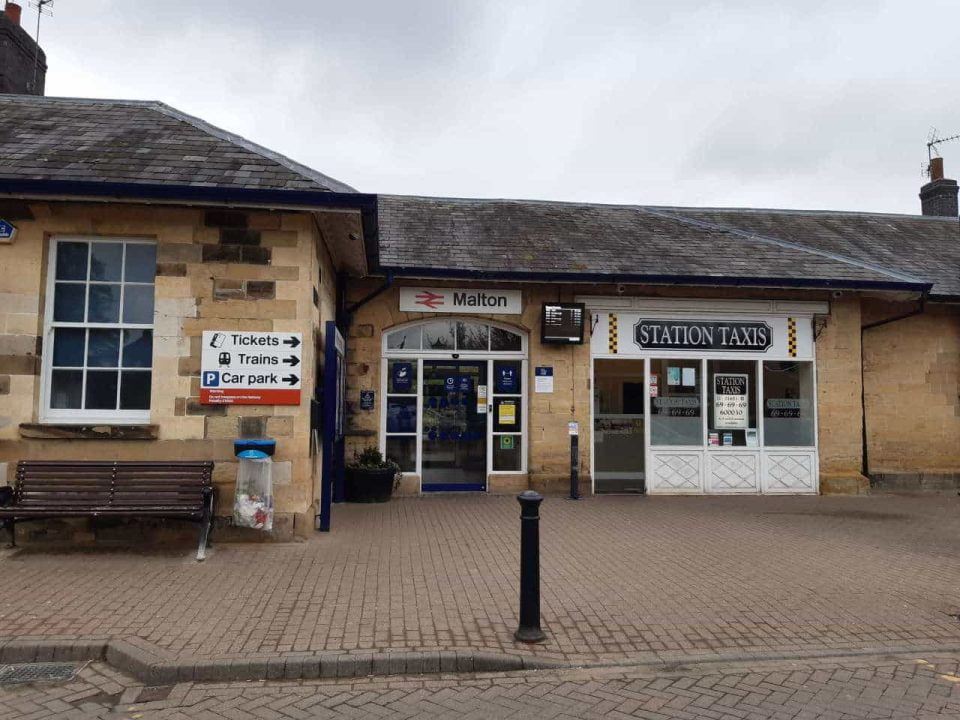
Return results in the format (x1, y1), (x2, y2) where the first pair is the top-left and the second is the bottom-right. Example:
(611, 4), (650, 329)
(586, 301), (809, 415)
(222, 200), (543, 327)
(233, 439), (276, 530)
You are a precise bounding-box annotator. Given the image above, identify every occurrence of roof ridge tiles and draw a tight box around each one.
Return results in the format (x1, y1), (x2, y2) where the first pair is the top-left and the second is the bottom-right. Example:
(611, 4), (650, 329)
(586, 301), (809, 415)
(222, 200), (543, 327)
(378, 193), (958, 223)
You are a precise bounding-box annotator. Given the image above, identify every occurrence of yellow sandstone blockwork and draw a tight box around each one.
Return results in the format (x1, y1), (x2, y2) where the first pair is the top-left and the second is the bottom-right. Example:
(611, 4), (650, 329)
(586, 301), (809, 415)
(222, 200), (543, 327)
(0, 202), (338, 527)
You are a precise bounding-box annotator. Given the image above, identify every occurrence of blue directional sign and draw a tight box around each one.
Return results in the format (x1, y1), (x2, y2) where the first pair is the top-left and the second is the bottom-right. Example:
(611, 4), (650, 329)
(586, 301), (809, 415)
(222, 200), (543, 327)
(0, 220), (15, 241)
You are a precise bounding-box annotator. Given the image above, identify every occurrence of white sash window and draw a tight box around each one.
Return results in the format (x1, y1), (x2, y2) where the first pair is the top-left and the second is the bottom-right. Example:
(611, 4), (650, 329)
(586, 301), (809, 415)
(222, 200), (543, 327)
(41, 237), (157, 423)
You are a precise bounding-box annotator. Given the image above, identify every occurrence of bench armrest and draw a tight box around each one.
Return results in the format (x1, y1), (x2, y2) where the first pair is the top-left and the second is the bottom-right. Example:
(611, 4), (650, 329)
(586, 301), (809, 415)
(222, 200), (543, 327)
(0, 486), (13, 507)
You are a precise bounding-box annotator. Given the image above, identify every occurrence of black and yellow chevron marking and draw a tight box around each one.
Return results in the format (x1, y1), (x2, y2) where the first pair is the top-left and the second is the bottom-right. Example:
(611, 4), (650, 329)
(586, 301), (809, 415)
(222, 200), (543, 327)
(608, 313), (618, 354)
(787, 317), (797, 358)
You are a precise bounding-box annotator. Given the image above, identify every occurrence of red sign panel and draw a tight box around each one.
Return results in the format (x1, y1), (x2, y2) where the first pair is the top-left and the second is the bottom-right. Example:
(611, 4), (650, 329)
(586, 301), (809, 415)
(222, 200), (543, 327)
(200, 388), (301, 405)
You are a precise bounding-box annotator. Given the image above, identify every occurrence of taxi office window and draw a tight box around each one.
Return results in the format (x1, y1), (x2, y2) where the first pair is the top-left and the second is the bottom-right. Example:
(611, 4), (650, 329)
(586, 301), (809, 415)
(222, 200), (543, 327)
(43, 238), (157, 422)
(762, 361), (815, 446)
(707, 360), (757, 447)
(649, 359), (702, 446)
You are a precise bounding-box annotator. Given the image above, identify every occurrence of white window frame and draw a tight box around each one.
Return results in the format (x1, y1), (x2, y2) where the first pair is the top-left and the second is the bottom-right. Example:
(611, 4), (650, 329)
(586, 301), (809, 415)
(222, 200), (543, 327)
(40, 236), (157, 425)
(381, 319), (529, 487)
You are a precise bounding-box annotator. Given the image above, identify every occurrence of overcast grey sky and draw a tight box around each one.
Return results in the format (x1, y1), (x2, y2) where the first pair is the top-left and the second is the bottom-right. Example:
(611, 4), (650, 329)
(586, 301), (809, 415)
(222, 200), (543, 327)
(38, 0), (959, 213)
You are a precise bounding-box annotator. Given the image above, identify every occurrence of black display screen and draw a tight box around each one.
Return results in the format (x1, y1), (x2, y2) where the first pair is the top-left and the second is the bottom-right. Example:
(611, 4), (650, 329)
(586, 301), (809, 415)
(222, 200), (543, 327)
(541, 303), (585, 344)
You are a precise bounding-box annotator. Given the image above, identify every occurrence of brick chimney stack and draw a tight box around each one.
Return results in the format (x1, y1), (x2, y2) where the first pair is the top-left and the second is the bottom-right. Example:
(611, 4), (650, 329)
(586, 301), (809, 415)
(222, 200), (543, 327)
(0, 2), (47, 95)
(920, 157), (959, 217)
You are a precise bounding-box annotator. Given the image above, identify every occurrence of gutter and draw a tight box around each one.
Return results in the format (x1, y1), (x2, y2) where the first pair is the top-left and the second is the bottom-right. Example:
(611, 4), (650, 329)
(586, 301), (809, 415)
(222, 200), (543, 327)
(339, 271), (394, 330)
(859, 291), (929, 478)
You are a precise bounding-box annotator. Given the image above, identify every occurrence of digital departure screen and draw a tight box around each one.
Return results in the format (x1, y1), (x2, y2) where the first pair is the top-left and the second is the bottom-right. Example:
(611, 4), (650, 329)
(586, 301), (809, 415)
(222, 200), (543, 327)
(541, 303), (585, 344)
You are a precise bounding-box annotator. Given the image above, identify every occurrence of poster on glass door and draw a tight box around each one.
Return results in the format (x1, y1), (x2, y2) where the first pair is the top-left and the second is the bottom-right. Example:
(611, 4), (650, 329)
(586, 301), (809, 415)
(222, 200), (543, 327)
(713, 373), (748, 429)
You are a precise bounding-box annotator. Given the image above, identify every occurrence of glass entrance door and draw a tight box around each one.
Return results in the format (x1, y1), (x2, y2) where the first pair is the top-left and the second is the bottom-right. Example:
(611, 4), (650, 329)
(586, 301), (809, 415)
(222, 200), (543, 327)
(592, 359), (646, 493)
(421, 361), (488, 491)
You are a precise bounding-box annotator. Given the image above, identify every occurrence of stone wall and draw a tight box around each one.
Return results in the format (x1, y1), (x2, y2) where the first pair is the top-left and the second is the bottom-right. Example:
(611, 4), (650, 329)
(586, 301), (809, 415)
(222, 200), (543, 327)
(345, 280), (857, 495)
(0, 202), (337, 537)
(813, 295), (867, 493)
(862, 300), (960, 475)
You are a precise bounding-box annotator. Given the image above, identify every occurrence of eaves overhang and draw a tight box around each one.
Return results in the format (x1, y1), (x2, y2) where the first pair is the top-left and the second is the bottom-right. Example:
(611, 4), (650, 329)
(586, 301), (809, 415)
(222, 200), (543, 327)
(0, 177), (380, 270)
(375, 264), (932, 294)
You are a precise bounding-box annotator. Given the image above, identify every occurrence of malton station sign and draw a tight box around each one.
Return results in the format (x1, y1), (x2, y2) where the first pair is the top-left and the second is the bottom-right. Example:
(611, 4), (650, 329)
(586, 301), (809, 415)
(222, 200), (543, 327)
(635, 319), (773, 352)
(400, 287), (522, 315)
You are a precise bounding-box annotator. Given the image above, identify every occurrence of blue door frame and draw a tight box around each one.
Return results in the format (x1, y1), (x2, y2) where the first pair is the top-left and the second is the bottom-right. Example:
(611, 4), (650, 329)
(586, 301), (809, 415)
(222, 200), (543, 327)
(420, 360), (488, 492)
(318, 320), (345, 531)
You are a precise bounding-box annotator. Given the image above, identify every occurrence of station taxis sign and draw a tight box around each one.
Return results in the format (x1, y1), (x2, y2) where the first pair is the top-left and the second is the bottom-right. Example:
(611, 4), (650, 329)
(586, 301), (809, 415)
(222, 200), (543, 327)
(200, 331), (302, 405)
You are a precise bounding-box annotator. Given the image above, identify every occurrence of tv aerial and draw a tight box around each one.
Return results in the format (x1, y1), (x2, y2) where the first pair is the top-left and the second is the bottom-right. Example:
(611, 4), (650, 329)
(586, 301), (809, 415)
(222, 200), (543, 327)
(925, 128), (960, 178)
(27, 0), (53, 93)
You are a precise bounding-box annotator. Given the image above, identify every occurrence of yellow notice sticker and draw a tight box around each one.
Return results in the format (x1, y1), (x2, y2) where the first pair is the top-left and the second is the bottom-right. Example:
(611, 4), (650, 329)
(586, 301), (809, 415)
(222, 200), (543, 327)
(498, 402), (516, 425)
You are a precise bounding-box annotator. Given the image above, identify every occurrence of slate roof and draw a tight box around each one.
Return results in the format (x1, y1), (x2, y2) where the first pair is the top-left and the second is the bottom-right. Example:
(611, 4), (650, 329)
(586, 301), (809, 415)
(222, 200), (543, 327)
(661, 207), (960, 297)
(0, 95), (355, 192)
(378, 196), (942, 293)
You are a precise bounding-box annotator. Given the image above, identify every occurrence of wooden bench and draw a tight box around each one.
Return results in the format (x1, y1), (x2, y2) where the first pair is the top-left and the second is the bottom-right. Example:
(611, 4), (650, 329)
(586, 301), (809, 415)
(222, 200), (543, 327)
(0, 461), (216, 561)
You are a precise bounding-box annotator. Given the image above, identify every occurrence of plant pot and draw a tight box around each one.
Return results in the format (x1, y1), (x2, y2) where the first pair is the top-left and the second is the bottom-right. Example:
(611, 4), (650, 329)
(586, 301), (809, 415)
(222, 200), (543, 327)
(344, 467), (396, 503)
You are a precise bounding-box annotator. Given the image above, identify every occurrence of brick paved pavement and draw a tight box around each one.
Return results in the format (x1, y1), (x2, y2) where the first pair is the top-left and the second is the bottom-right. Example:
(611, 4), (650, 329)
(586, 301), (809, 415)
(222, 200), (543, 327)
(4, 650), (960, 718)
(1, 495), (960, 666)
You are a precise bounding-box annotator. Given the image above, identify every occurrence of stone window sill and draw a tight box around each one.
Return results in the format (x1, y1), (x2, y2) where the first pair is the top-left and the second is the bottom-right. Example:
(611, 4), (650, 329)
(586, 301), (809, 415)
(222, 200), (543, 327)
(19, 424), (159, 440)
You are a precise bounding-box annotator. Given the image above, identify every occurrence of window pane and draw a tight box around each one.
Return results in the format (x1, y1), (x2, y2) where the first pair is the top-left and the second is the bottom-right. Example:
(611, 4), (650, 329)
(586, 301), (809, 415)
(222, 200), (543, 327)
(490, 327), (522, 351)
(90, 242), (123, 281)
(88, 284), (121, 323)
(763, 361), (815, 446)
(493, 397), (521, 432)
(50, 370), (83, 408)
(122, 329), (153, 368)
(55, 241), (88, 280)
(124, 244), (157, 282)
(87, 329), (121, 367)
(52, 327), (85, 367)
(421, 321), (455, 350)
(493, 360), (522, 394)
(708, 360), (757, 448)
(650, 359), (702, 446)
(456, 321), (488, 350)
(85, 370), (119, 410)
(386, 396), (417, 433)
(122, 285), (155, 324)
(493, 434), (522, 471)
(386, 326), (421, 350)
(53, 283), (86, 322)
(120, 371), (151, 410)
(385, 436), (416, 472)
(387, 359), (417, 394)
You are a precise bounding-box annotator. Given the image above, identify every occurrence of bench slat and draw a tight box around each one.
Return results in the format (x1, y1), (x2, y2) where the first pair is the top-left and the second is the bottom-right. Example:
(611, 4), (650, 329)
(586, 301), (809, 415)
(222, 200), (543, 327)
(10, 461), (214, 517)
(0, 509), (203, 517)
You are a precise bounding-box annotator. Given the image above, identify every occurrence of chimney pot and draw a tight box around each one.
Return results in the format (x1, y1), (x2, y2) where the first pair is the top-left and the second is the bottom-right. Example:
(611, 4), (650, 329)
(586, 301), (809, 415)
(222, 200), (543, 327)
(930, 156), (945, 181)
(3, 2), (21, 26)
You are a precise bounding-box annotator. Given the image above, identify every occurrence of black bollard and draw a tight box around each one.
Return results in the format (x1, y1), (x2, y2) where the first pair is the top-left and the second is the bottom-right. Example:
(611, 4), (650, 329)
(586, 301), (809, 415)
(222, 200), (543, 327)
(515, 490), (546, 643)
(569, 432), (580, 500)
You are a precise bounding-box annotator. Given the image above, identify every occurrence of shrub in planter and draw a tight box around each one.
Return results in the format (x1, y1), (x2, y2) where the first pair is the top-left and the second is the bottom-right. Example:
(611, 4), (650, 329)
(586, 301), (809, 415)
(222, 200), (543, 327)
(344, 448), (401, 503)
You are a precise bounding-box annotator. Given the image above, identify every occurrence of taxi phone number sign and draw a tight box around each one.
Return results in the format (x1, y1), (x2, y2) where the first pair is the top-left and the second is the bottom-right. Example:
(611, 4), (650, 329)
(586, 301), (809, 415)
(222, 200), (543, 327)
(201, 331), (303, 405)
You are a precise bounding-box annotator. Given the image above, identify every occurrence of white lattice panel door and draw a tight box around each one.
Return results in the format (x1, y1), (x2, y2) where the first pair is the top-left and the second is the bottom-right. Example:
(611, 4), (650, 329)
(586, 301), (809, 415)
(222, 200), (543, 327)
(649, 452), (703, 493)
(707, 452), (759, 493)
(762, 452), (817, 493)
